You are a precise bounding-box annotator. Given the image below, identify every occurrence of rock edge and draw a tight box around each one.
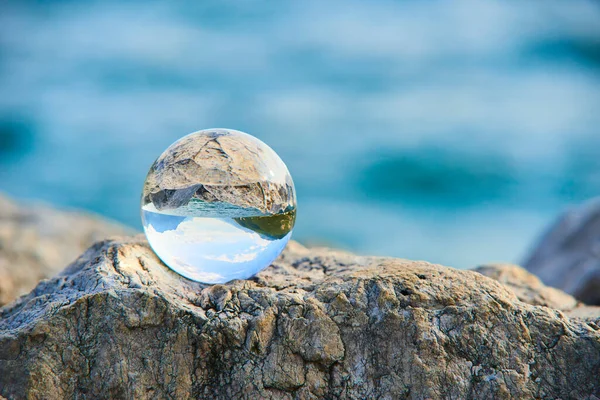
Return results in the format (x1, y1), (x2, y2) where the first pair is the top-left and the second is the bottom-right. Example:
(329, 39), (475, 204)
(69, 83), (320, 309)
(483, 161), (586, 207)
(0, 236), (599, 399)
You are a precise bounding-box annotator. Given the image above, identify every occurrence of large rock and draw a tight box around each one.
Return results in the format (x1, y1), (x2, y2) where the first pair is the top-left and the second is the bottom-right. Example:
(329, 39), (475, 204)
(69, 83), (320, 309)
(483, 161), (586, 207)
(0, 194), (132, 306)
(524, 198), (600, 305)
(1, 236), (599, 399)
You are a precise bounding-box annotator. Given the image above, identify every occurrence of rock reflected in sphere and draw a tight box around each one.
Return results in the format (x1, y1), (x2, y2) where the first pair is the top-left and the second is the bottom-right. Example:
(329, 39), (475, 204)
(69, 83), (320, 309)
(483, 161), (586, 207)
(141, 129), (296, 284)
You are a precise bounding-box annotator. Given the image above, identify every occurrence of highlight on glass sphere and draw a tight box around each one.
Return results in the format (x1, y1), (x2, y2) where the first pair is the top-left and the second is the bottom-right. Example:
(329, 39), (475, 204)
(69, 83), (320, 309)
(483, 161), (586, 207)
(141, 128), (296, 284)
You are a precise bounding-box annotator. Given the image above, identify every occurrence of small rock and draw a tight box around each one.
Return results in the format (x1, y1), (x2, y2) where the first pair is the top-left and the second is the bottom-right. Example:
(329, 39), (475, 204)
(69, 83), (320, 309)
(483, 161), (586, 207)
(475, 263), (578, 310)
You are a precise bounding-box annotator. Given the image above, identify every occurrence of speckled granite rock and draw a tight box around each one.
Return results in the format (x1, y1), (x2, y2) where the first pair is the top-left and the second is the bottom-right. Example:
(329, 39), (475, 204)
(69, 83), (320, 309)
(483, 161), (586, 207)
(1, 236), (599, 399)
(0, 194), (132, 306)
(524, 198), (600, 305)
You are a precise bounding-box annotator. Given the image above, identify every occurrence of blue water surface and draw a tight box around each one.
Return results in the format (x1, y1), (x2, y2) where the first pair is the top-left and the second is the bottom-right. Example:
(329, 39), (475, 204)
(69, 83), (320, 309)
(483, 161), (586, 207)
(1, 0), (599, 268)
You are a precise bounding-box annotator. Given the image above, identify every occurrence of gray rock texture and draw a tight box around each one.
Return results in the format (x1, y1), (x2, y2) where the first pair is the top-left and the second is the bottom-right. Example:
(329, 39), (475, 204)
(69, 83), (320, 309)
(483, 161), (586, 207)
(1, 236), (599, 399)
(0, 194), (131, 306)
(524, 198), (600, 305)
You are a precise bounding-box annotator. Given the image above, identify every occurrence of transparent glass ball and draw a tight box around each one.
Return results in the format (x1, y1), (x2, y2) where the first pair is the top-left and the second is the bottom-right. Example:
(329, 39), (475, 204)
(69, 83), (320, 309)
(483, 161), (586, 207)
(141, 128), (296, 284)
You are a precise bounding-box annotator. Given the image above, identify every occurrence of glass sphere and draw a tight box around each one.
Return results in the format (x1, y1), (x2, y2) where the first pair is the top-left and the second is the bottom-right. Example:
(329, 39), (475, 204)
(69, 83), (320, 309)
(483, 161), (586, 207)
(141, 128), (296, 284)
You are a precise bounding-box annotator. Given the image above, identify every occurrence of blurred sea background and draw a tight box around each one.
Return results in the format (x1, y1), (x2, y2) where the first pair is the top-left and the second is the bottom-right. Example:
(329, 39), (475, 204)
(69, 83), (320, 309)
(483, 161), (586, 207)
(1, 0), (599, 269)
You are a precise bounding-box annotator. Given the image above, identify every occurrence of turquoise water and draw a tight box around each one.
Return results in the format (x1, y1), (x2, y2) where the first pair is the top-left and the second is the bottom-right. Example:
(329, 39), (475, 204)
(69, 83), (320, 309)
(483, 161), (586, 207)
(150, 198), (270, 219)
(1, 1), (599, 268)
(142, 203), (291, 283)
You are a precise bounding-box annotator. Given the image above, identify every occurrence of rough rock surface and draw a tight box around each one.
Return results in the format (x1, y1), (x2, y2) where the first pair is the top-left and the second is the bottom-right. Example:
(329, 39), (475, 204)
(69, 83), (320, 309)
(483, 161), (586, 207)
(524, 198), (600, 305)
(1, 236), (599, 399)
(0, 194), (132, 306)
(142, 129), (295, 214)
(475, 263), (579, 311)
